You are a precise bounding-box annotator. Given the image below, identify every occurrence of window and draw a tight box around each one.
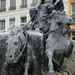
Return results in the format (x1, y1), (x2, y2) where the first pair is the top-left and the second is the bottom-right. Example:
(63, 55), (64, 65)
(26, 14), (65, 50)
(71, 3), (75, 22)
(31, 0), (38, 6)
(32, 0), (38, 4)
(72, 3), (75, 15)
(72, 31), (75, 40)
(9, 18), (15, 26)
(9, 0), (16, 10)
(20, 0), (27, 8)
(20, 16), (27, 26)
(0, 0), (6, 12)
(0, 20), (5, 31)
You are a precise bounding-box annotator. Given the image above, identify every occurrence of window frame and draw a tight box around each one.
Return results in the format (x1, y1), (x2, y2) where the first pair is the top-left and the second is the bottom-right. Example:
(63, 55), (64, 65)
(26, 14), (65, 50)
(9, 18), (15, 26)
(8, 16), (16, 27)
(21, 17), (27, 23)
(71, 3), (75, 15)
(19, 0), (28, 9)
(8, 0), (17, 11)
(71, 30), (75, 40)
(0, 0), (6, 12)
(19, 13), (28, 26)
(20, 16), (27, 26)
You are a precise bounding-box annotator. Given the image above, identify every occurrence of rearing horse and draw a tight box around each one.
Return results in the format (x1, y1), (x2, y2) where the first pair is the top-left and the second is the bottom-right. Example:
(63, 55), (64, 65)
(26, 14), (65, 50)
(45, 11), (73, 75)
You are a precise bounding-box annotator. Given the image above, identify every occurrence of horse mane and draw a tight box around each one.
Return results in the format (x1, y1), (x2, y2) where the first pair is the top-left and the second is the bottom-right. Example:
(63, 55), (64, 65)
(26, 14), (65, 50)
(7, 25), (23, 36)
(51, 10), (66, 23)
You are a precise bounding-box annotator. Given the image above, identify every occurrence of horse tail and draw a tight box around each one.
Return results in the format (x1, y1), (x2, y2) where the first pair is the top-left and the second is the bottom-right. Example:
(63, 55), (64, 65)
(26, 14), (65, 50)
(65, 42), (73, 58)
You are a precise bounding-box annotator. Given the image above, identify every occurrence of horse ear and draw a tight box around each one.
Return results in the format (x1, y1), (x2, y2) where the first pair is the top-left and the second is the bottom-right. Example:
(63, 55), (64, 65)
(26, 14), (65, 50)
(5, 39), (9, 46)
(6, 39), (9, 43)
(18, 36), (23, 44)
(55, 18), (59, 23)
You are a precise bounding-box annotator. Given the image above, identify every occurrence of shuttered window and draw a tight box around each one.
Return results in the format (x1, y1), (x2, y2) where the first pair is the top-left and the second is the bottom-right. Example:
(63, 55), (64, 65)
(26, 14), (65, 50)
(71, 3), (75, 22)
(72, 3), (75, 15)
(0, 20), (5, 31)
(22, 0), (27, 6)
(72, 31), (75, 40)
(0, 0), (6, 12)
(9, 18), (15, 26)
(9, 0), (16, 10)
(20, 0), (27, 8)
(20, 16), (27, 26)
(10, 0), (16, 7)
(1, 0), (6, 9)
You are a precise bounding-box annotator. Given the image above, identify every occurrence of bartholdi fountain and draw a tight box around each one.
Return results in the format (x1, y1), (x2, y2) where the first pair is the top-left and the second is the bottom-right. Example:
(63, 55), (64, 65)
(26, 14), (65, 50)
(0, 0), (75, 75)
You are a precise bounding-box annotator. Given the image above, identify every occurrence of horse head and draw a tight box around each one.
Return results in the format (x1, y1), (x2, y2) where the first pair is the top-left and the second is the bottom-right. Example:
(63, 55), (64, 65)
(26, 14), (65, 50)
(49, 10), (73, 34)
(59, 11), (73, 25)
(51, 10), (73, 25)
(6, 28), (26, 63)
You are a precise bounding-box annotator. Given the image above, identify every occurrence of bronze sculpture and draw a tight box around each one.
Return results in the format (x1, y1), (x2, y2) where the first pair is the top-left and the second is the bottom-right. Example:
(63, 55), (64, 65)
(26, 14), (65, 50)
(0, 0), (74, 75)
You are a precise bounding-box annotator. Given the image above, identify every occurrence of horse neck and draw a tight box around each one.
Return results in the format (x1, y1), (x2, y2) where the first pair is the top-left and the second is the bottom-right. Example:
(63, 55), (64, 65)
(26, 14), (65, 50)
(50, 20), (59, 31)
(49, 20), (63, 36)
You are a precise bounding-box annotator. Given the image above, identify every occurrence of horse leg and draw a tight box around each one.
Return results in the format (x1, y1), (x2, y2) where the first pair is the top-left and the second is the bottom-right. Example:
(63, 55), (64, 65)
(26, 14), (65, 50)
(23, 43), (31, 75)
(23, 56), (30, 75)
(3, 62), (8, 75)
(45, 49), (55, 75)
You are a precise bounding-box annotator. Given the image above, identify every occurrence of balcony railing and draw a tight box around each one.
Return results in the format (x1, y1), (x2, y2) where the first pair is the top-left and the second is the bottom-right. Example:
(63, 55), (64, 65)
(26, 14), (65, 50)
(72, 15), (75, 23)
(20, 4), (27, 8)
(0, 8), (6, 12)
(30, 2), (38, 7)
(9, 6), (16, 10)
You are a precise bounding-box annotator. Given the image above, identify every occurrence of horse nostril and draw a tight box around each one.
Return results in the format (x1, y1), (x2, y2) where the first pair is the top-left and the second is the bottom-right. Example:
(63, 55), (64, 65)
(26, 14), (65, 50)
(9, 55), (12, 57)
(69, 19), (72, 21)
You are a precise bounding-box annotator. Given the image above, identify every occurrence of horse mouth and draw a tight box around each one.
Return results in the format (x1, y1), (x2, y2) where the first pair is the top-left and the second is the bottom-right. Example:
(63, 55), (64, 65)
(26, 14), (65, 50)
(6, 58), (18, 64)
(66, 23), (72, 25)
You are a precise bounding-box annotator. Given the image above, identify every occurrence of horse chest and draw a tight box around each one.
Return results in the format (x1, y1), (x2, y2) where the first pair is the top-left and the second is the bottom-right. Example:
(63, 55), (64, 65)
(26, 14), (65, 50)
(47, 33), (70, 50)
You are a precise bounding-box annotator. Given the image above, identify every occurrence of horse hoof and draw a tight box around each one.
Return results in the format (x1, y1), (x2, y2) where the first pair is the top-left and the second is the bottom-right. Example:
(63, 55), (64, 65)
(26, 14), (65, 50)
(23, 73), (28, 75)
(48, 72), (56, 75)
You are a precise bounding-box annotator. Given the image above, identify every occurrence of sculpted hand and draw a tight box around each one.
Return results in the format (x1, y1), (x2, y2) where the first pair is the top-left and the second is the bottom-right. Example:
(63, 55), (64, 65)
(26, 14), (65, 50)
(35, 28), (40, 31)
(54, 3), (57, 7)
(35, 7), (38, 11)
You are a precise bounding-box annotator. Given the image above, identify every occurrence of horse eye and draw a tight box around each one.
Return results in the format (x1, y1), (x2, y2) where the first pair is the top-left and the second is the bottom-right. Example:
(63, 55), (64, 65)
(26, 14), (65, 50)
(6, 43), (8, 45)
(14, 42), (18, 45)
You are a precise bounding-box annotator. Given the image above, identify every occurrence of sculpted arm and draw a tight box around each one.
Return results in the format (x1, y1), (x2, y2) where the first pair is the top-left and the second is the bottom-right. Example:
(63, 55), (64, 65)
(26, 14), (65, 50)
(35, 0), (42, 9)
(54, 0), (60, 6)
